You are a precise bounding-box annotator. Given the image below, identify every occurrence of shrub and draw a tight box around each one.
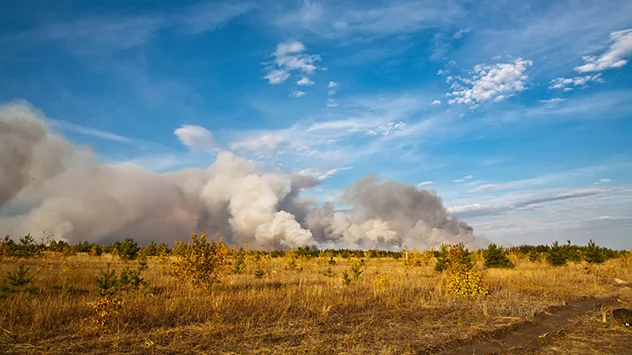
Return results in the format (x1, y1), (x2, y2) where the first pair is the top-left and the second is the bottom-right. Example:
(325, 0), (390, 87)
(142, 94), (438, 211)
(1, 234), (43, 258)
(119, 256), (148, 291)
(95, 265), (119, 296)
(91, 295), (123, 326)
(528, 249), (541, 262)
(90, 244), (103, 256)
(171, 233), (229, 291)
(0, 264), (37, 297)
(443, 244), (487, 297)
(583, 239), (605, 264)
(341, 271), (352, 285)
(435, 243), (472, 272)
(171, 240), (189, 257)
(232, 248), (247, 274)
(113, 237), (140, 261)
(140, 241), (158, 257)
(254, 266), (265, 279)
(351, 259), (366, 279)
(546, 241), (567, 266)
(484, 243), (514, 268)
(445, 262), (488, 296)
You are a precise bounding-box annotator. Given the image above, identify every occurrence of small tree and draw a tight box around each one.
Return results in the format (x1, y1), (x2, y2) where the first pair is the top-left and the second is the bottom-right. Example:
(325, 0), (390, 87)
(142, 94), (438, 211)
(140, 241), (158, 257)
(444, 245), (487, 296)
(113, 237), (140, 261)
(171, 233), (229, 291)
(95, 265), (118, 296)
(1, 264), (37, 296)
(583, 239), (605, 264)
(484, 243), (514, 268)
(546, 241), (567, 266)
(435, 243), (472, 272)
(351, 259), (366, 279)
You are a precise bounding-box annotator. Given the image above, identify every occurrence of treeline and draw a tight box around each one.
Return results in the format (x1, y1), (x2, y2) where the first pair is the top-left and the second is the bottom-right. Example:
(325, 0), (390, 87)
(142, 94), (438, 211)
(0, 234), (627, 266)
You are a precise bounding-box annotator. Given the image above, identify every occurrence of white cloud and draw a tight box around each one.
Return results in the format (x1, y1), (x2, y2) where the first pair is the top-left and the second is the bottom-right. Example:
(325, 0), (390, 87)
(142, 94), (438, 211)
(539, 98), (567, 104)
(290, 90), (306, 98)
(326, 98), (338, 107)
(453, 174), (473, 183)
(297, 77), (314, 86)
(263, 41), (321, 85)
(174, 125), (221, 153)
(575, 28), (632, 72)
(180, 2), (251, 34)
(327, 81), (337, 95)
(230, 133), (290, 156)
(594, 178), (611, 185)
(264, 70), (290, 85)
(431, 100), (441, 105)
(366, 121), (406, 136)
(446, 58), (533, 106)
(417, 181), (433, 188)
(548, 74), (603, 90)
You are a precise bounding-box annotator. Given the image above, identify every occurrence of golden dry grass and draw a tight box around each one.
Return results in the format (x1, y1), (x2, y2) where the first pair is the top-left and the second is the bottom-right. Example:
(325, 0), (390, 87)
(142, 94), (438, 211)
(1, 252), (631, 354)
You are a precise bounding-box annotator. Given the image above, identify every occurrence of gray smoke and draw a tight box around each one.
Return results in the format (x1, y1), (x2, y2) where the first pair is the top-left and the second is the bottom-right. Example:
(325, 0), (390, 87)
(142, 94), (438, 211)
(0, 101), (483, 250)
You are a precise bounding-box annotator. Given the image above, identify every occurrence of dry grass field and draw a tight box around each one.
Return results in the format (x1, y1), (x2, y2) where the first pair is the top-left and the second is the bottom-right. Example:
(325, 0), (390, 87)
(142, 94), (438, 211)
(1, 241), (631, 354)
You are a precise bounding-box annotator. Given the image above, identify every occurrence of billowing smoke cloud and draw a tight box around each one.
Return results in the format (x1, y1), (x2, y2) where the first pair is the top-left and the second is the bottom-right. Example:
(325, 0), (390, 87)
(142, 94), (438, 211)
(0, 101), (484, 250)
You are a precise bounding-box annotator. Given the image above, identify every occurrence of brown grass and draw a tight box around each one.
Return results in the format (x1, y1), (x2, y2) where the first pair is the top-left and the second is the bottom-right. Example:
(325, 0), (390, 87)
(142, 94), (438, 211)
(1, 252), (631, 354)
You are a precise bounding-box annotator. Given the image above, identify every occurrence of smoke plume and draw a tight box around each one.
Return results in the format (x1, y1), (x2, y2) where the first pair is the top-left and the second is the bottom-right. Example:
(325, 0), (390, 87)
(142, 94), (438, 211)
(0, 101), (483, 250)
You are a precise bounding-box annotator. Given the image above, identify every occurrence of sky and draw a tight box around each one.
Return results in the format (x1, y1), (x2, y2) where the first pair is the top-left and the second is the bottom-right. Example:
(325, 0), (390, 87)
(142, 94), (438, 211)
(1, 0), (631, 249)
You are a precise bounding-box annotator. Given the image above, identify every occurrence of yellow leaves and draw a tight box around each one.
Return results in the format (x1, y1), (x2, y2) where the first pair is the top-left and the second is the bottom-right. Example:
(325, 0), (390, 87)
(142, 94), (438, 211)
(91, 295), (123, 326)
(444, 259), (488, 297)
(170, 233), (229, 291)
(373, 274), (389, 286)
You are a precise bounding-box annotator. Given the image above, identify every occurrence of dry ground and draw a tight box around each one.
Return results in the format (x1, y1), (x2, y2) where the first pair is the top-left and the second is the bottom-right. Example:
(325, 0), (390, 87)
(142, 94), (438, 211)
(1, 253), (631, 354)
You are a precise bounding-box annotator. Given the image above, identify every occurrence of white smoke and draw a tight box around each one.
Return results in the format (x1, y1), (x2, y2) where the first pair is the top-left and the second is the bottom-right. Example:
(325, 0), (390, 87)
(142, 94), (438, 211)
(0, 101), (485, 250)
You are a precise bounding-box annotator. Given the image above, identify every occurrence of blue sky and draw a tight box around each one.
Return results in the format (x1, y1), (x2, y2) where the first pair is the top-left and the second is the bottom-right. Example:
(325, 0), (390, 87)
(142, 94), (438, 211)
(2, 0), (631, 248)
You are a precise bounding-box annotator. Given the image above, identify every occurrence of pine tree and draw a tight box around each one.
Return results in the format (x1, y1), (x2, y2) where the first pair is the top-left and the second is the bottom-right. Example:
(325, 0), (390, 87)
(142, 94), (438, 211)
(484, 243), (514, 268)
(583, 239), (605, 264)
(546, 241), (568, 266)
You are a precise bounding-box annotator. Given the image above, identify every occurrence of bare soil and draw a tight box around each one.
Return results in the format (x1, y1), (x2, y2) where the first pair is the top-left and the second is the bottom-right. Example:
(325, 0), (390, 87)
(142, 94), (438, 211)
(423, 296), (632, 355)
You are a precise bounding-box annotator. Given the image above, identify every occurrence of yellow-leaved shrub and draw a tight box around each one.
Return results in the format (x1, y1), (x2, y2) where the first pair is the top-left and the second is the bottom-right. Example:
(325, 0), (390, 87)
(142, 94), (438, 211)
(170, 233), (229, 291)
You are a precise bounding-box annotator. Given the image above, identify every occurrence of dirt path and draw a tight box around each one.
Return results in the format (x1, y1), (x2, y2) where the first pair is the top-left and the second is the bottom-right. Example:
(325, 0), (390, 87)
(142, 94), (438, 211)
(419, 296), (617, 355)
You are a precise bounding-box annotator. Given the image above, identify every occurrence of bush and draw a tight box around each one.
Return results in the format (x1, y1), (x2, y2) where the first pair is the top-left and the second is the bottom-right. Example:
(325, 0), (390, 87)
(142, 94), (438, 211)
(351, 259), (366, 279)
(113, 237), (140, 261)
(435, 243), (472, 272)
(583, 239), (605, 264)
(90, 244), (103, 256)
(95, 265), (119, 296)
(171, 233), (229, 291)
(484, 243), (514, 268)
(1, 264), (37, 297)
(445, 262), (488, 296)
(443, 245), (487, 296)
(546, 241), (567, 266)
(528, 249), (541, 262)
(140, 241), (158, 257)
(1, 234), (43, 258)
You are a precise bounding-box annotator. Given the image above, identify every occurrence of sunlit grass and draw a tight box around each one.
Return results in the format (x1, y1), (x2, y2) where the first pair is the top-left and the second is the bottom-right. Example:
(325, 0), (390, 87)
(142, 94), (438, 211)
(1, 251), (631, 354)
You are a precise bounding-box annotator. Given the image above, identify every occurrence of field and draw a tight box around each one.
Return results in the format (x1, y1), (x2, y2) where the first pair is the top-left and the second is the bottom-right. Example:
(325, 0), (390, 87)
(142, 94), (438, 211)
(1, 240), (632, 354)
